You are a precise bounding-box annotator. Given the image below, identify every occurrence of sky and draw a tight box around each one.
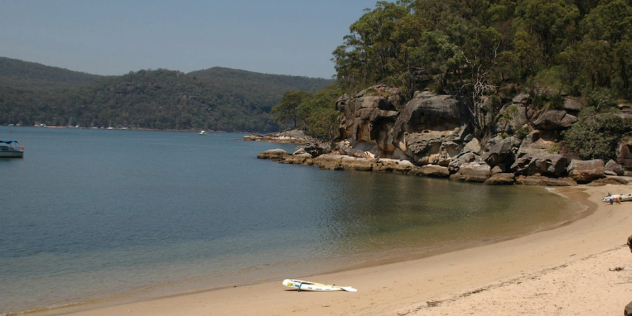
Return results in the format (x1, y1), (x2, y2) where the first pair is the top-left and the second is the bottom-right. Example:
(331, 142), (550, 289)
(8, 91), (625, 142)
(0, 0), (378, 79)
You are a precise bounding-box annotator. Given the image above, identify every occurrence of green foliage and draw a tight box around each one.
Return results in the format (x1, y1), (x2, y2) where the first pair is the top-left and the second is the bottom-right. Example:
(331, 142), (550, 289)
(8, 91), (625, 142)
(587, 87), (617, 110)
(0, 58), (333, 133)
(547, 143), (560, 154)
(500, 104), (519, 124)
(514, 125), (530, 139)
(332, 0), (632, 111)
(562, 107), (627, 160)
(272, 84), (342, 141)
(271, 90), (312, 129)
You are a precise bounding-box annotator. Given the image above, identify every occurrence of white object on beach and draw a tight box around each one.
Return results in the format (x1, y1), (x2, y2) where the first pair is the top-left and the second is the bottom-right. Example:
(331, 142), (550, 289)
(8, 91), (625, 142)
(602, 193), (632, 202)
(282, 279), (357, 292)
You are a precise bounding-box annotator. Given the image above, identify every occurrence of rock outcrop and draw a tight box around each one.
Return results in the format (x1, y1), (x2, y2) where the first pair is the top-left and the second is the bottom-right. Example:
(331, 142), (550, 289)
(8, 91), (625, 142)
(256, 85), (627, 187)
(567, 159), (605, 183)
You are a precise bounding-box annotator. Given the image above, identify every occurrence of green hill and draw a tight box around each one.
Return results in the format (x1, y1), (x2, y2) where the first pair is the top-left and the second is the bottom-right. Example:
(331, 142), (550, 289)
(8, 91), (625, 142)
(0, 57), (103, 89)
(0, 57), (333, 132)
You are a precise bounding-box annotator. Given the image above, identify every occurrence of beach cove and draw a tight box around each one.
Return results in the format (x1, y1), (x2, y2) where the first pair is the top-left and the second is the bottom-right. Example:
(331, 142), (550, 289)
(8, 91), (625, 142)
(25, 183), (632, 316)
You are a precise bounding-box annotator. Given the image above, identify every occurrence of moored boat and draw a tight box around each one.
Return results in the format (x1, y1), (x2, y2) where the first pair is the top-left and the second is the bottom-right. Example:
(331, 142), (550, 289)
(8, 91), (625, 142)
(0, 140), (24, 158)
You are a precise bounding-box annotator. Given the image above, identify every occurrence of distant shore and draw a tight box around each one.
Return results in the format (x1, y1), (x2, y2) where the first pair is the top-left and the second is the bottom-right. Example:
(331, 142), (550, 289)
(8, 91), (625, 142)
(27, 183), (632, 316)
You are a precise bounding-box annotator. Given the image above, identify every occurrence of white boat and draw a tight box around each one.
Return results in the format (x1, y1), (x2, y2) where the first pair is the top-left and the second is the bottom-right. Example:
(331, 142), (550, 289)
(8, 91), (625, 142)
(602, 193), (632, 202)
(282, 279), (357, 292)
(0, 140), (24, 158)
(199, 130), (207, 135)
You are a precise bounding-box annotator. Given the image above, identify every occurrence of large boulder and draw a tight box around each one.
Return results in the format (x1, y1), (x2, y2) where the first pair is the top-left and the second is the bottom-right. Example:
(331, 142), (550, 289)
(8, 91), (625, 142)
(313, 154), (347, 170)
(462, 138), (482, 154)
(340, 156), (374, 171)
(605, 159), (625, 176)
(484, 173), (516, 185)
(392, 92), (472, 138)
(532, 110), (578, 131)
(567, 159), (605, 183)
(482, 136), (521, 167)
(282, 153), (313, 165)
(257, 149), (289, 161)
(511, 152), (568, 177)
(449, 161), (492, 182)
(373, 158), (414, 173)
(617, 139), (632, 169)
(337, 85), (402, 156)
(403, 129), (468, 165)
(495, 94), (530, 134)
(391, 92), (473, 165)
(410, 164), (450, 178)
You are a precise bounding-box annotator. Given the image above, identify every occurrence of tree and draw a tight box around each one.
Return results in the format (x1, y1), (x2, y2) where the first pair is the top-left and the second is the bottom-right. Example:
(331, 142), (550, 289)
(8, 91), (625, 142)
(562, 107), (627, 160)
(271, 90), (312, 129)
(298, 84), (343, 141)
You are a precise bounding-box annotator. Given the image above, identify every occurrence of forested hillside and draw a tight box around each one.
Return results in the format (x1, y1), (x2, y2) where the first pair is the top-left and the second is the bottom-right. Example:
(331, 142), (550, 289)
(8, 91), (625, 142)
(332, 0), (632, 103)
(0, 58), (332, 132)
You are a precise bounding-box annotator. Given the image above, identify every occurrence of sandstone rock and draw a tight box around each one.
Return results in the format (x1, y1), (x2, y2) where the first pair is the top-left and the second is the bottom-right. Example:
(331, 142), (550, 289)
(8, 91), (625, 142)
(484, 173), (515, 185)
(301, 142), (330, 157)
(257, 149), (289, 161)
(515, 175), (578, 186)
(513, 93), (530, 104)
(243, 134), (262, 141)
(252, 130), (314, 144)
(282, 153), (313, 165)
(482, 136), (520, 167)
(492, 164), (507, 174)
(567, 159), (605, 183)
(409, 164), (450, 178)
(373, 158), (414, 173)
(340, 156), (374, 171)
(533, 110), (578, 130)
(563, 96), (582, 111)
(586, 176), (628, 186)
(511, 152), (568, 177)
(605, 159), (625, 176)
(495, 102), (529, 134)
(404, 129), (467, 165)
(616, 139), (632, 169)
(462, 138), (481, 154)
(337, 85), (402, 156)
(449, 161), (492, 182)
(313, 154), (346, 170)
(448, 152), (480, 173)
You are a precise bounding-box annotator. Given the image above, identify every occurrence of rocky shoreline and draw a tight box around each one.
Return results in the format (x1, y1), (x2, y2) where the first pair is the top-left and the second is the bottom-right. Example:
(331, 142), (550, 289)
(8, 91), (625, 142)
(256, 146), (630, 186)
(251, 85), (632, 186)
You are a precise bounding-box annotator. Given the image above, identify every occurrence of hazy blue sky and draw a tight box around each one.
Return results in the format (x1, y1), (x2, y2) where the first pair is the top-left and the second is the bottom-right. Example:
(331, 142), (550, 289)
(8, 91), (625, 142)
(0, 0), (378, 78)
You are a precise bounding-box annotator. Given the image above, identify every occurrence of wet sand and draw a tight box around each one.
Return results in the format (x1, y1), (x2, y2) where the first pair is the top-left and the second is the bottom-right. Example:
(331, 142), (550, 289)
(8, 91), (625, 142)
(30, 184), (632, 316)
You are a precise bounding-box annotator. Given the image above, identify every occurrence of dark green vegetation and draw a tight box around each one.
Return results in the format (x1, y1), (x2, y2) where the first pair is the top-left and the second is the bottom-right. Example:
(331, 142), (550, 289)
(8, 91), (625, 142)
(0, 57), (332, 132)
(273, 0), (632, 160)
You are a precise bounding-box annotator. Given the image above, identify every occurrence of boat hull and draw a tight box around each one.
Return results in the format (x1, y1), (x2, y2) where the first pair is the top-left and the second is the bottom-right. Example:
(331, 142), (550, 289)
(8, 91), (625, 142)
(0, 151), (23, 158)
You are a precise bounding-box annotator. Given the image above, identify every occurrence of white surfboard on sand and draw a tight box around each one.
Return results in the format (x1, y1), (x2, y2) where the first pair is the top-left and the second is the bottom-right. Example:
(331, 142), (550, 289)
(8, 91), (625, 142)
(282, 279), (358, 292)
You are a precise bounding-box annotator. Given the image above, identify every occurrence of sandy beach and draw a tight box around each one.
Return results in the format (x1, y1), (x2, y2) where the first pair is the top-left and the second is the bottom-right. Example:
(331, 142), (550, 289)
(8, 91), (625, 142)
(31, 184), (632, 316)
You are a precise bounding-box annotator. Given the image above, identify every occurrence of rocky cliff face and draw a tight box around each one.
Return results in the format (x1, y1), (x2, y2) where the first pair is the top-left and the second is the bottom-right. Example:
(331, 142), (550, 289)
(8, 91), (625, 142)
(257, 85), (629, 186)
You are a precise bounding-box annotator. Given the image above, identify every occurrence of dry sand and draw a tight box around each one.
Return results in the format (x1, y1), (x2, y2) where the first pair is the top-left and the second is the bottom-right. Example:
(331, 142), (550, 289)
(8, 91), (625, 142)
(31, 184), (632, 316)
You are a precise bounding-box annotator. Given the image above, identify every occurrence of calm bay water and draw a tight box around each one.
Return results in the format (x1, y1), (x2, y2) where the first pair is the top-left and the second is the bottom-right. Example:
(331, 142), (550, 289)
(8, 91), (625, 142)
(0, 126), (580, 314)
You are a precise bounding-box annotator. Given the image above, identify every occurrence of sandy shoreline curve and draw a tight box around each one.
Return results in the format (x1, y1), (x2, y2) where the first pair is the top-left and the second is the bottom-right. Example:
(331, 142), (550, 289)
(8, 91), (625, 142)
(29, 184), (632, 316)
